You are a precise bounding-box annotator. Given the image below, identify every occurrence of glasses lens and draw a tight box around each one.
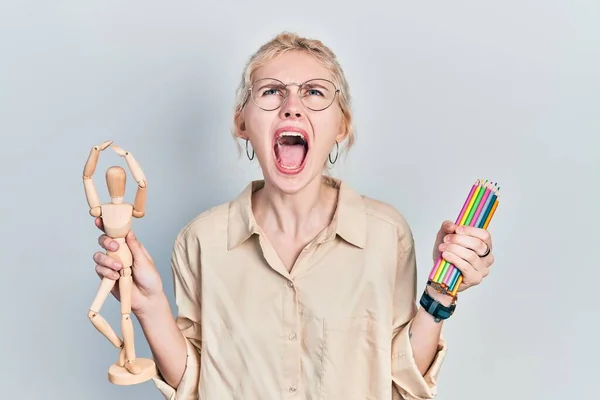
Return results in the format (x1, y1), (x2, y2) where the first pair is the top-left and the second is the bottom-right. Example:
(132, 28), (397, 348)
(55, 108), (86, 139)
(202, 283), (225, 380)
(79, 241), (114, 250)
(250, 78), (337, 111)
(300, 79), (337, 111)
(251, 78), (287, 111)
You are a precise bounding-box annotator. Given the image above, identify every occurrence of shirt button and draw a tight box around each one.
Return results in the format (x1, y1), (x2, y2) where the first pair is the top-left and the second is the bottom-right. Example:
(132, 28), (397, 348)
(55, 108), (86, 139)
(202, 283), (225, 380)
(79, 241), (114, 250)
(287, 281), (294, 288)
(289, 333), (297, 340)
(289, 386), (296, 392)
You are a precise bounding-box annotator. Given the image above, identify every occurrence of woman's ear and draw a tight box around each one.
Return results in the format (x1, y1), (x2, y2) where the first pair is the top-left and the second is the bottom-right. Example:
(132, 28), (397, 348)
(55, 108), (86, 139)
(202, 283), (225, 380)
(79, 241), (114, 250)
(234, 109), (247, 139)
(336, 114), (348, 142)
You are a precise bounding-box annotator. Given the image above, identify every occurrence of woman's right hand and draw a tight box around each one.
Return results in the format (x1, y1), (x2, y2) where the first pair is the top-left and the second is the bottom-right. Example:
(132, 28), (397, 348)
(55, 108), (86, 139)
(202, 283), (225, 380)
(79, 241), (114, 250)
(93, 217), (165, 316)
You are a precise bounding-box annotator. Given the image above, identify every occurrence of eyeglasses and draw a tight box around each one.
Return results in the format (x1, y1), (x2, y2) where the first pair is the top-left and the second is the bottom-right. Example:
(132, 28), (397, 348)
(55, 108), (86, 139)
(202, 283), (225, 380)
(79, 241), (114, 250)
(248, 78), (340, 111)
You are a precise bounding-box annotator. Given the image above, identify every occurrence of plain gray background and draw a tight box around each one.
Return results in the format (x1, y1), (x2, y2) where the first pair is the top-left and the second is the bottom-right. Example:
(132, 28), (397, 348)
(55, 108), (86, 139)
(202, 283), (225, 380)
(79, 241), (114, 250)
(1, 0), (598, 399)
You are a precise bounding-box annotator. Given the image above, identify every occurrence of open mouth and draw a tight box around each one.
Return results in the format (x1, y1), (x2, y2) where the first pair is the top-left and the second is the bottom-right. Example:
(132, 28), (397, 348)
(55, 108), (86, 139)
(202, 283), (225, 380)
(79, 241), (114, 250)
(273, 131), (309, 172)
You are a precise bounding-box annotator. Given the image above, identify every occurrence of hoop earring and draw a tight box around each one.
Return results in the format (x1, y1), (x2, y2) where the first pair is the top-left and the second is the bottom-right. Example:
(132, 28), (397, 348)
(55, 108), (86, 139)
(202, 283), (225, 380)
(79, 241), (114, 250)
(328, 141), (339, 164)
(245, 138), (255, 160)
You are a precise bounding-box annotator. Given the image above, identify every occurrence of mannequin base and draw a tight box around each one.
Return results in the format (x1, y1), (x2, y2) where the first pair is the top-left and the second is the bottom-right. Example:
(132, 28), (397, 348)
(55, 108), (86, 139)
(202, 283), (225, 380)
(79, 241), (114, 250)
(108, 358), (157, 386)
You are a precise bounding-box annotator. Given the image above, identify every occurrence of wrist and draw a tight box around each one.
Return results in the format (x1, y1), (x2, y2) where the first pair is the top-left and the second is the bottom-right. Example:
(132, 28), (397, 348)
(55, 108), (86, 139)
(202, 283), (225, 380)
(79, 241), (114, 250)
(134, 292), (170, 322)
(425, 284), (455, 307)
(419, 284), (457, 323)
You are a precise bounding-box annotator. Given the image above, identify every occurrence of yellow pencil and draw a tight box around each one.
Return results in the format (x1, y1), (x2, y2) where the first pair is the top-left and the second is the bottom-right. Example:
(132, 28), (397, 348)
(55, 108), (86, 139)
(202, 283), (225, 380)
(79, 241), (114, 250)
(433, 183), (483, 282)
(450, 193), (500, 296)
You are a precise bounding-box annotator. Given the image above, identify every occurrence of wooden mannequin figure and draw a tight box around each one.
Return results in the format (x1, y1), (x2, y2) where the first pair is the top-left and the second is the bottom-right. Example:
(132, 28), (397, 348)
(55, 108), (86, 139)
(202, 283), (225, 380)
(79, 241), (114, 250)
(82, 140), (157, 385)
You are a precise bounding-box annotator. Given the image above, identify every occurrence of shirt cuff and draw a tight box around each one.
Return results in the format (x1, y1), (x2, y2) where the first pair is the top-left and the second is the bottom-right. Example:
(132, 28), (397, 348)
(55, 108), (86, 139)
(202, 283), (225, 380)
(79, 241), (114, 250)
(391, 319), (447, 400)
(152, 337), (201, 400)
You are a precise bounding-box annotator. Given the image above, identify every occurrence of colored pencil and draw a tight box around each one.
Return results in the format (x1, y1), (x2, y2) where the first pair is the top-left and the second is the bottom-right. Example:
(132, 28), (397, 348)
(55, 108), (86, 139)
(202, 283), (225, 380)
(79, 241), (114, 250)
(428, 180), (479, 281)
(436, 182), (486, 281)
(432, 180), (484, 284)
(447, 182), (499, 293)
(449, 194), (498, 296)
(431, 180), (482, 282)
(427, 179), (500, 297)
(442, 181), (492, 285)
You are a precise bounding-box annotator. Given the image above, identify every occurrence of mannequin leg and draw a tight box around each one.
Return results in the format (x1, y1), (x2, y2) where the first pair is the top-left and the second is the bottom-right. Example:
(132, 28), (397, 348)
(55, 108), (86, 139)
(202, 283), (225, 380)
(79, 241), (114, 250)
(119, 266), (142, 374)
(88, 276), (123, 349)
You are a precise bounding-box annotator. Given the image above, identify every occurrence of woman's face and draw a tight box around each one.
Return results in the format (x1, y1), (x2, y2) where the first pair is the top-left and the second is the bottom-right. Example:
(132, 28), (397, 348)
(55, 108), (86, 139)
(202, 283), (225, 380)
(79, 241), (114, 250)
(237, 51), (346, 194)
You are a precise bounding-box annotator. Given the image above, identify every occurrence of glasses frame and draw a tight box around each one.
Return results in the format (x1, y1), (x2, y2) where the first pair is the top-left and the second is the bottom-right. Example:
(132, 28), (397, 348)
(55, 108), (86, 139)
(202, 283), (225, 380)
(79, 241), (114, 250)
(248, 78), (340, 112)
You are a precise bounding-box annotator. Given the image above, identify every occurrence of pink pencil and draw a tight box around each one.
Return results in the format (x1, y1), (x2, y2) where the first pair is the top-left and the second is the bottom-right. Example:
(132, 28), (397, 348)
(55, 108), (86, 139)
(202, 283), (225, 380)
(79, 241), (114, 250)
(442, 181), (491, 285)
(455, 179), (479, 225)
(428, 179), (479, 281)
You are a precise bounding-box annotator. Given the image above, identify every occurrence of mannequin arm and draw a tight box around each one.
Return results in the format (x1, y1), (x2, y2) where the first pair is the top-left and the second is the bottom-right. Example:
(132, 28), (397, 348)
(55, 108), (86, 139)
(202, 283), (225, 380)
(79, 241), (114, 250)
(132, 185), (147, 218)
(111, 144), (147, 218)
(83, 141), (113, 217)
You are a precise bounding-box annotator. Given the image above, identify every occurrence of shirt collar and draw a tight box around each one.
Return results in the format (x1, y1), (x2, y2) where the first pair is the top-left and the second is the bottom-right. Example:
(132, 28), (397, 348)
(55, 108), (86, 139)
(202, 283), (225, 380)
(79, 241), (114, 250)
(227, 175), (367, 250)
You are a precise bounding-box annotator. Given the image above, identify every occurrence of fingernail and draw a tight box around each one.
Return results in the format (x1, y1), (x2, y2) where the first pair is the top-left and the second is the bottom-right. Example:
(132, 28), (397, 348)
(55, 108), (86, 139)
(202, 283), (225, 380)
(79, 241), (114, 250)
(113, 261), (121, 269)
(110, 242), (117, 250)
(457, 227), (464, 233)
(444, 235), (450, 242)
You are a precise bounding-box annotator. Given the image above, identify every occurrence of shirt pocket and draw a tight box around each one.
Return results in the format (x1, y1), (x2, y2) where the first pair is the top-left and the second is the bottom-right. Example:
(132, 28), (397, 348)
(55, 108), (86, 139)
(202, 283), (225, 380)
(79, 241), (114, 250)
(319, 316), (385, 400)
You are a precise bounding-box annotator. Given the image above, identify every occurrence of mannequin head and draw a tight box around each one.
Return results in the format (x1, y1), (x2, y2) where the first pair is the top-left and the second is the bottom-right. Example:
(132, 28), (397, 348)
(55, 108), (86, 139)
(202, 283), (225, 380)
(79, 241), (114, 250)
(106, 166), (126, 203)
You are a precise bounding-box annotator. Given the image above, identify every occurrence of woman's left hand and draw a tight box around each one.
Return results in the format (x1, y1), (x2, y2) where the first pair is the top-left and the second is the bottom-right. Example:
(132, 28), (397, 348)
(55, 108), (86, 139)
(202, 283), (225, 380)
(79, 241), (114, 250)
(432, 220), (495, 292)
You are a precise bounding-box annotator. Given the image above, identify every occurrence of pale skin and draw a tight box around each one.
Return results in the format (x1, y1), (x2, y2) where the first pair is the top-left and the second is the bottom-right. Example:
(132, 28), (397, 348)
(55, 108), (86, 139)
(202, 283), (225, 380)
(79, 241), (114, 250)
(234, 51), (348, 269)
(91, 50), (496, 389)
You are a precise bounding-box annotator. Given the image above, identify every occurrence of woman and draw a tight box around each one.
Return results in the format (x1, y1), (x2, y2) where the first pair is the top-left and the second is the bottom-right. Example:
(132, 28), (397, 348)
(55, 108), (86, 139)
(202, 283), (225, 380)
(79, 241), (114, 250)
(92, 32), (495, 399)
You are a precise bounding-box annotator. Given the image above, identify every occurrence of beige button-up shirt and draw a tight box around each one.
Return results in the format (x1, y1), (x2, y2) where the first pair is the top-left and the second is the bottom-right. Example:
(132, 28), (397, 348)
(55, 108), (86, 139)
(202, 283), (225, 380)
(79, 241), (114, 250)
(152, 176), (446, 399)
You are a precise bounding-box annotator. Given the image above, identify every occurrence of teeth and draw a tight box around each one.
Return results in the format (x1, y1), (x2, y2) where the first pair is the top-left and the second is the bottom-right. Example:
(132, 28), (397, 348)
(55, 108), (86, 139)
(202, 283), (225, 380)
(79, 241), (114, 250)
(280, 164), (301, 170)
(277, 132), (306, 143)
(278, 131), (304, 138)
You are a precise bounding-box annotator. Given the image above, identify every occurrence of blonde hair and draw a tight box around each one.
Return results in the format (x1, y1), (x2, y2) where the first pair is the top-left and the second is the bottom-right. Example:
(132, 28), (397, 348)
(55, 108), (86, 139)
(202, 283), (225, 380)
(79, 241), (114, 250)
(232, 32), (355, 161)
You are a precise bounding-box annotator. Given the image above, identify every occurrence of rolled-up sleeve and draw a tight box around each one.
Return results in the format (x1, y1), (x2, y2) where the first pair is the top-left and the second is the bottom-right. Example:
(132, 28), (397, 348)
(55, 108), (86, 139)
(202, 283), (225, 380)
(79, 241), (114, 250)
(391, 227), (447, 400)
(152, 238), (203, 399)
(152, 322), (201, 399)
(391, 319), (447, 399)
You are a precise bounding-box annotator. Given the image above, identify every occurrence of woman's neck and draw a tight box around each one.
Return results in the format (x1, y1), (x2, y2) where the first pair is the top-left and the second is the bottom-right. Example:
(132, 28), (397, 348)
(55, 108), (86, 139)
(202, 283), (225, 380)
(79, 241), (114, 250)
(252, 174), (338, 241)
